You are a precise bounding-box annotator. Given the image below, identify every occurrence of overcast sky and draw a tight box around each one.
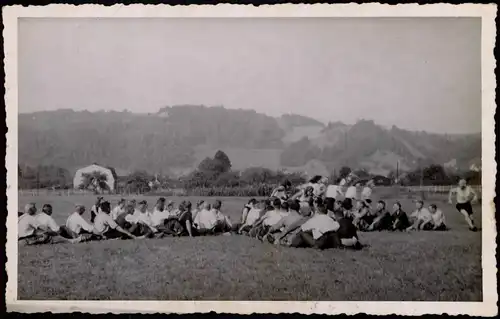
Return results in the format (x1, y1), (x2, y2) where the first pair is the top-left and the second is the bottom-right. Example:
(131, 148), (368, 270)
(18, 17), (481, 134)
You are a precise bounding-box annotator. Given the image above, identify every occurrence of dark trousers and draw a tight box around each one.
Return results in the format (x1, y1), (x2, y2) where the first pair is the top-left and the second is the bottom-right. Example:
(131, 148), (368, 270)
(291, 230), (341, 250)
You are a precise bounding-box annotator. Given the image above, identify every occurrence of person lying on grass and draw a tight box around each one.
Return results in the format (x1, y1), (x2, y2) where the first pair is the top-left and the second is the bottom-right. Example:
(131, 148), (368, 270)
(237, 198), (263, 234)
(93, 201), (139, 240)
(390, 202), (411, 231)
(63, 204), (101, 241)
(110, 198), (126, 221)
(18, 203), (82, 245)
(406, 200), (432, 231)
(418, 204), (447, 231)
(249, 198), (288, 239)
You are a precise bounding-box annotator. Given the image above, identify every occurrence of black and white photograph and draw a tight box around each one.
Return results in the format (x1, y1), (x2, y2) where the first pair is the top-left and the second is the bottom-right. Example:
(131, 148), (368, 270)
(4, 4), (497, 315)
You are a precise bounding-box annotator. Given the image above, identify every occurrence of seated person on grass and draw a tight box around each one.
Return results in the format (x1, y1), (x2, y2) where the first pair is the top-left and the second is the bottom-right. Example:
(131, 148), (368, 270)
(272, 200), (312, 247)
(291, 186), (314, 206)
(110, 198), (126, 221)
(270, 180), (292, 201)
(263, 200), (304, 244)
(249, 198), (288, 239)
(62, 204), (100, 241)
(407, 200), (432, 231)
(367, 200), (393, 231)
(390, 202), (411, 231)
(289, 204), (341, 250)
(238, 198), (263, 234)
(192, 200), (205, 221)
(193, 202), (228, 236)
(158, 200), (194, 237)
(18, 203), (81, 245)
(352, 199), (370, 229)
(421, 204), (447, 231)
(210, 200), (236, 233)
(331, 209), (363, 250)
(90, 196), (104, 223)
(36, 204), (92, 243)
(150, 197), (173, 229)
(258, 200), (292, 240)
(93, 201), (139, 240)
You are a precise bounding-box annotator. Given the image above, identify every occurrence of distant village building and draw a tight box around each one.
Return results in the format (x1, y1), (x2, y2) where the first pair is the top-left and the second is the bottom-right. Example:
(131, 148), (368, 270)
(73, 163), (118, 191)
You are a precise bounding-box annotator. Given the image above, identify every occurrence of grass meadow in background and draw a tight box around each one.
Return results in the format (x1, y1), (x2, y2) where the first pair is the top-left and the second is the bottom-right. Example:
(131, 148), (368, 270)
(17, 192), (482, 301)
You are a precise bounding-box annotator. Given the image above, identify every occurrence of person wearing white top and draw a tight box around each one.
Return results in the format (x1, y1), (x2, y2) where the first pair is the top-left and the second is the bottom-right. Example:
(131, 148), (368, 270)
(407, 200), (432, 231)
(19, 203), (80, 245)
(295, 205), (341, 249)
(64, 204), (95, 237)
(344, 183), (359, 200)
(110, 198), (126, 221)
(18, 203), (45, 242)
(90, 196), (104, 223)
(210, 200), (234, 233)
(93, 201), (137, 239)
(361, 180), (374, 201)
(150, 198), (175, 227)
(194, 202), (217, 230)
(426, 204), (447, 231)
(449, 179), (478, 231)
(35, 204), (61, 233)
(130, 200), (157, 236)
(238, 199), (262, 234)
(249, 198), (283, 238)
(325, 184), (344, 200)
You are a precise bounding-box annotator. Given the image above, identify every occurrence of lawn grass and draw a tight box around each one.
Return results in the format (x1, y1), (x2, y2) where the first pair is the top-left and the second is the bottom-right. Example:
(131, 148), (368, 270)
(17, 193), (482, 301)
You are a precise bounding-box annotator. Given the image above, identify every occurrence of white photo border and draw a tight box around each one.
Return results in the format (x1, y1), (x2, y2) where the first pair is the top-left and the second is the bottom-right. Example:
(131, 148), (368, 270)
(3, 3), (497, 315)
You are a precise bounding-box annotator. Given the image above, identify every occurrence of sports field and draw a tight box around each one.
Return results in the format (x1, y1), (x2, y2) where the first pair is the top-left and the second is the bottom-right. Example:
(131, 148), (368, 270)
(17, 192), (482, 301)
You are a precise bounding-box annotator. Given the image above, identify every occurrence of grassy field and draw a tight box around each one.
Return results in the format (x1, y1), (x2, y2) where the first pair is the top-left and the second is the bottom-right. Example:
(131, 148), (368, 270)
(17, 193), (482, 301)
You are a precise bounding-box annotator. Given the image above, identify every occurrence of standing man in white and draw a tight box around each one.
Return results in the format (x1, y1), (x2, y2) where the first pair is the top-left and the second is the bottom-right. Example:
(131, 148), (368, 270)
(449, 179), (479, 231)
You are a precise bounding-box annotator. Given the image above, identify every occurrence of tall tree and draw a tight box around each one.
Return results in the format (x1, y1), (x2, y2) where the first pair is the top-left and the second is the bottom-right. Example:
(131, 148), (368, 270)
(213, 150), (232, 173)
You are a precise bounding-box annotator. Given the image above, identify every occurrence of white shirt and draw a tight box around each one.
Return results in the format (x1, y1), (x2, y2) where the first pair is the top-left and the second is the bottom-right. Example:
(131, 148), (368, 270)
(211, 209), (232, 227)
(361, 187), (372, 200)
(133, 209), (154, 226)
(301, 214), (340, 240)
(194, 209), (218, 229)
(110, 205), (125, 221)
(35, 213), (60, 232)
(243, 208), (261, 227)
(66, 212), (94, 234)
(431, 209), (446, 225)
(263, 210), (288, 227)
(345, 186), (358, 199)
(452, 186), (477, 203)
(326, 185), (343, 199)
(18, 214), (41, 238)
(93, 212), (119, 234)
(411, 208), (432, 222)
(150, 208), (176, 227)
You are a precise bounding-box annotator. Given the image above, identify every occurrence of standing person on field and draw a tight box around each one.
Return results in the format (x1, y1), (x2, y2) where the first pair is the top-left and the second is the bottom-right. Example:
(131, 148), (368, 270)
(90, 196), (104, 223)
(344, 182), (359, 201)
(270, 180), (292, 201)
(361, 180), (374, 201)
(449, 179), (479, 231)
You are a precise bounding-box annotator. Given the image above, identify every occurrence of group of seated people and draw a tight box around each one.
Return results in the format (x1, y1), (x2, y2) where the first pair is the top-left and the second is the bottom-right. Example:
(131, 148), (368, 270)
(18, 197), (237, 246)
(17, 175), (448, 248)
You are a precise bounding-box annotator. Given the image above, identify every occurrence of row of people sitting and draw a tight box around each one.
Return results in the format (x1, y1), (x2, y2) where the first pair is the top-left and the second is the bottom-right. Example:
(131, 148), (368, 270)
(18, 198), (237, 245)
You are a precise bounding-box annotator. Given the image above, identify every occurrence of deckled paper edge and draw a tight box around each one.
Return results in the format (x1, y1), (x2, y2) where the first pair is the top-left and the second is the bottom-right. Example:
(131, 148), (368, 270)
(3, 3), (497, 315)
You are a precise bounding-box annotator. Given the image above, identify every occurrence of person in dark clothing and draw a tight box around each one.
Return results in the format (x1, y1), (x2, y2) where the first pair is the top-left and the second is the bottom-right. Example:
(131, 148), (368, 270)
(390, 202), (411, 231)
(367, 200), (392, 231)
